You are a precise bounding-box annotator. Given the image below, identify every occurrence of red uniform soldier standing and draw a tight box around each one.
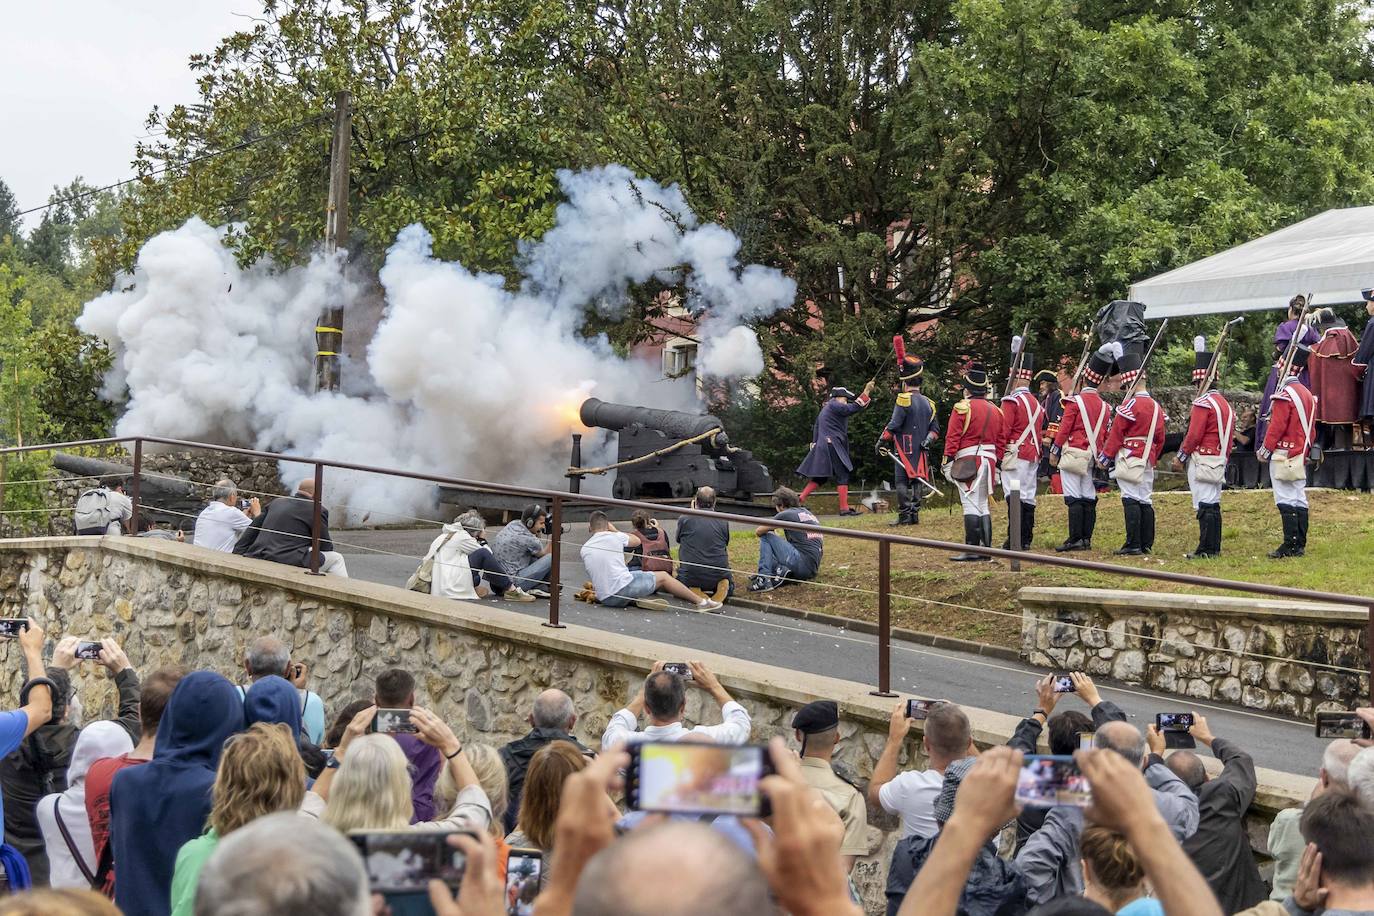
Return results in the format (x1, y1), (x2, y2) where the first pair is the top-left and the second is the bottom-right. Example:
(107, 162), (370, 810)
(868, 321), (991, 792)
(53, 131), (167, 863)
(1259, 349), (1317, 558)
(998, 353), (1044, 550)
(1099, 374), (1167, 556)
(1051, 372), (1110, 552)
(1173, 337), (1235, 559)
(942, 363), (1003, 561)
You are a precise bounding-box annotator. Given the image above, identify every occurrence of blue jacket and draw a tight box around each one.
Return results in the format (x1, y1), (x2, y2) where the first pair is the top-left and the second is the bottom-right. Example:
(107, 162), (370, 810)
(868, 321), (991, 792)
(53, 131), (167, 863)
(797, 397), (868, 479)
(243, 676), (302, 741)
(886, 831), (1027, 916)
(885, 392), (940, 463)
(111, 672), (244, 916)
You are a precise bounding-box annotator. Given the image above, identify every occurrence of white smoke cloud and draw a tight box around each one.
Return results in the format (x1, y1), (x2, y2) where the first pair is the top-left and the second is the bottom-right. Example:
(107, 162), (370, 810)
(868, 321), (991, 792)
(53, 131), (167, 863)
(77, 167), (795, 522)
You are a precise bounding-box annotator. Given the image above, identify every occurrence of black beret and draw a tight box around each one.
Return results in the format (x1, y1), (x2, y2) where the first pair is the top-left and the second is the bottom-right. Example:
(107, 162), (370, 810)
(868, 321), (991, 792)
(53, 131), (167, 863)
(792, 700), (839, 734)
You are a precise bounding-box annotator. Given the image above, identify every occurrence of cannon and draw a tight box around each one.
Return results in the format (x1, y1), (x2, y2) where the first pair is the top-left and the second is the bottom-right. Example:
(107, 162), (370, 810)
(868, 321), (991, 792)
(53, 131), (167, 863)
(576, 398), (773, 501)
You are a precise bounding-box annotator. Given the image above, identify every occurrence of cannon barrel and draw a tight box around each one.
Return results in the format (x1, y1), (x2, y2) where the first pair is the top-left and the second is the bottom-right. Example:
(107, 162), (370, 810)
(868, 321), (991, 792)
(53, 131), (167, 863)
(52, 453), (195, 497)
(579, 398), (725, 444)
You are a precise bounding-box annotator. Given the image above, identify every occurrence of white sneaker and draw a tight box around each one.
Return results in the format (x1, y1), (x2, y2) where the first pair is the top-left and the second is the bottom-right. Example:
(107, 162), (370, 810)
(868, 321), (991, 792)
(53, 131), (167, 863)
(696, 598), (724, 614)
(504, 587), (536, 603)
(528, 588), (551, 599)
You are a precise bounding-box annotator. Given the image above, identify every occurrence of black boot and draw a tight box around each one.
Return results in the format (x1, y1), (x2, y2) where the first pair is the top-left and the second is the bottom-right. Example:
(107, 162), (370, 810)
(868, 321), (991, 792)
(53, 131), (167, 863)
(909, 498), (922, 525)
(980, 515), (994, 559)
(952, 514), (986, 561)
(1187, 503), (1221, 559)
(1055, 498), (1080, 551)
(1021, 503), (1036, 551)
(1139, 503), (1156, 554)
(1208, 503), (1224, 556)
(1081, 499), (1098, 550)
(1187, 505), (1208, 559)
(1294, 506), (1309, 556)
(890, 486), (911, 526)
(1269, 506), (1297, 558)
(1116, 499), (1143, 555)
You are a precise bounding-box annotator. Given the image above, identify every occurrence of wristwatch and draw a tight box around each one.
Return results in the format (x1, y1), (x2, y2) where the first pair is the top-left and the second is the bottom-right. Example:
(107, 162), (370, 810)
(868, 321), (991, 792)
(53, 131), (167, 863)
(324, 754), (341, 770)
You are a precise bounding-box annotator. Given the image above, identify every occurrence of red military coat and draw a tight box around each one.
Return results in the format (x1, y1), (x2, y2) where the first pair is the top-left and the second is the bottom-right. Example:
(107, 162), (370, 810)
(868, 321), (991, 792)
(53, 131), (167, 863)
(999, 389), (1045, 463)
(1310, 327), (1360, 423)
(1179, 391), (1234, 458)
(943, 396), (1004, 466)
(1053, 390), (1110, 453)
(1102, 394), (1166, 463)
(1263, 381), (1317, 456)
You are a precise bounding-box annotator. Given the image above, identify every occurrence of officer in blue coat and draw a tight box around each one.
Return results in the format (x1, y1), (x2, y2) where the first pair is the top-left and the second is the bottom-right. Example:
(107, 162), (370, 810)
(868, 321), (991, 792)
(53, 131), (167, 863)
(877, 356), (940, 525)
(797, 380), (875, 516)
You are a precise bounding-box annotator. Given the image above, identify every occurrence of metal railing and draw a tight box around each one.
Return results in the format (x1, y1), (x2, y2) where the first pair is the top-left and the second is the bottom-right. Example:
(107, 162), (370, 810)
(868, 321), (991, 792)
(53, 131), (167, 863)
(2, 435), (1372, 700)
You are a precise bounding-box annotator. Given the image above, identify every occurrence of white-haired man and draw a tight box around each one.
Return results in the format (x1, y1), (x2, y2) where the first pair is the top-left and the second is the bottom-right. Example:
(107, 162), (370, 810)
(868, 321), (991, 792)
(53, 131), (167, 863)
(192, 479), (261, 552)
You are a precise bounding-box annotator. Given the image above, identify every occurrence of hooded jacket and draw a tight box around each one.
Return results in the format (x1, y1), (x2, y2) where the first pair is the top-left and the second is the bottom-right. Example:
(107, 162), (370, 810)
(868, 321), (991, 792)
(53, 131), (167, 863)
(110, 672), (244, 916)
(243, 676), (301, 742)
(429, 525), (485, 600)
(36, 721), (133, 888)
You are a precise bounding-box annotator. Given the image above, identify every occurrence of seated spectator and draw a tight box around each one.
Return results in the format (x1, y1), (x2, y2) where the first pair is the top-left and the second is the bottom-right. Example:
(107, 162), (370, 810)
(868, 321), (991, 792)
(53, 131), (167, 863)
(506, 741), (590, 858)
(1268, 739), (1360, 901)
(886, 756), (1027, 916)
(1160, 714), (1265, 913)
(499, 688), (592, 834)
(191, 480), (260, 552)
(601, 661), (751, 750)
(3, 635), (139, 886)
(869, 700), (973, 840)
(192, 812), (370, 916)
(237, 636), (326, 747)
(370, 668), (440, 822)
(73, 480), (132, 536)
(1008, 675), (1094, 849)
(169, 723), (306, 916)
(427, 511), (535, 602)
(135, 518), (182, 541)
(1232, 407), (1258, 453)
(580, 512), (722, 611)
(626, 509), (674, 574)
(85, 666), (184, 897)
(236, 478), (348, 577)
(317, 705), (491, 834)
(36, 722), (132, 889)
(109, 671), (245, 916)
(676, 486), (734, 602)
(1079, 826), (1162, 916)
(488, 504), (554, 597)
(749, 486), (823, 592)
(792, 700), (868, 872)
(0, 889), (120, 915)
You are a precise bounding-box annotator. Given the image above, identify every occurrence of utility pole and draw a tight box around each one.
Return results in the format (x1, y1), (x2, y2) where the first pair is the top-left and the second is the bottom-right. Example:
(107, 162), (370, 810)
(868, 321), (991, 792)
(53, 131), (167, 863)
(314, 90), (351, 392)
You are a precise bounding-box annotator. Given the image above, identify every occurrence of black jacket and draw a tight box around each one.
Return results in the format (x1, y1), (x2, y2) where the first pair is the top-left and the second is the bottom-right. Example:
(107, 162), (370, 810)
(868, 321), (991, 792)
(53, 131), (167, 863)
(498, 729), (593, 834)
(1, 667), (140, 885)
(236, 494), (335, 568)
(886, 831), (1027, 916)
(1182, 737), (1266, 913)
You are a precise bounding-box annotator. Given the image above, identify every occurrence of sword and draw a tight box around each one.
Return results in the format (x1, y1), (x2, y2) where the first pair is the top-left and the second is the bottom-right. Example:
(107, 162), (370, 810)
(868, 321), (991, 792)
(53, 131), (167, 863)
(880, 444), (944, 496)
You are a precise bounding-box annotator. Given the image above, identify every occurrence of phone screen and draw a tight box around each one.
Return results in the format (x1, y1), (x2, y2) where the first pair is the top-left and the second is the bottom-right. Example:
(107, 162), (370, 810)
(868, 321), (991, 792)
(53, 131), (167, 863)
(1016, 755), (1092, 808)
(75, 641), (103, 660)
(0, 620), (28, 638)
(1156, 713), (1194, 731)
(907, 699), (935, 720)
(374, 708), (417, 735)
(505, 849), (543, 915)
(628, 742), (771, 817)
(1052, 675), (1075, 694)
(662, 663), (693, 681)
(351, 830), (467, 894)
(1077, 731), (1095, 751)
(1315, 712), (1372, 740)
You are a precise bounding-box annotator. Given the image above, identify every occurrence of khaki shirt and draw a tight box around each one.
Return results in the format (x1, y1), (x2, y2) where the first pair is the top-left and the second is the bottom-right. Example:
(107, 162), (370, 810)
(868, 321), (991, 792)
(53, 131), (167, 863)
(799, 757), (869, 856)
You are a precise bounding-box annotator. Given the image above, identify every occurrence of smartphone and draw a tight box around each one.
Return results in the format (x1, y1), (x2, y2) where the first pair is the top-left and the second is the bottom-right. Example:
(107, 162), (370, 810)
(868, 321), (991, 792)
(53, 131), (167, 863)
(351, 830), (469, 894)
(1016, 755), (1092, 808)
(1078, 731), (1095, 751)
(373, 708), (417, 735)
(662, 663), (693, 681)
(907, 699), (937, 721)
(293, 664), (303, 679)
(75, 641), (103, 661)
(1156, 712), (1194, 731)
(626, 741), (773, 817)
(1051, 675), (1075, 694)
(1315, 711), (1372, 740)
(0, 620), (29, 638)
(504, 848), (544, 916)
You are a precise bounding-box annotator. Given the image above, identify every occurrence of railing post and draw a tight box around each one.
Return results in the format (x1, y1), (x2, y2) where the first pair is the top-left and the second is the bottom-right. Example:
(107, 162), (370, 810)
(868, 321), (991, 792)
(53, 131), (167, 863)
(129, 438), (143, 536)
(1367, 604), (1373, 705)
(871, 539), (896, 697)
(1008, 482), (1021, 571)
(543, 496), (565, 628)
(308, 462), (324, 575)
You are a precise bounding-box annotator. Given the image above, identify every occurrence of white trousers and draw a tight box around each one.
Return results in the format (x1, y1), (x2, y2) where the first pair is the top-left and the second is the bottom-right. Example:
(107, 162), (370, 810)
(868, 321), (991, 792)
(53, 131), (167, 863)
(1271, 463), (1308, 508)
(1187, 461), (1221, 509)
(318, 551), (350, 577)
(1060, 469), (1096, 501)
(1117, 468), (1155, 505)
(957, 471), (991, 516)
(1001, 458), (1038, 506)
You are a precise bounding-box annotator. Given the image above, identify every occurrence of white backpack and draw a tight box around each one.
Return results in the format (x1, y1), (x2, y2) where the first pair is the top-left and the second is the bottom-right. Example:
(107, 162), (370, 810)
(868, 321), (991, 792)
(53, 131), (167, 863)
(74, 489), (115, 532)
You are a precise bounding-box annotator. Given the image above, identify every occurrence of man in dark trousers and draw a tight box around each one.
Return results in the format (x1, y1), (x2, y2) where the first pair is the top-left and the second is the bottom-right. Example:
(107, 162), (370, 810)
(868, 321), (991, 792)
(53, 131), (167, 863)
(797, 380), (875, 516)
(1160, 714), (1265, 914)
(1259, 349), (1317, 559)
(878, 355), (939, 526)
(942, 363), (1003, 561)
(235, 477), (348, 576)
(1173, 337), (1235, 560)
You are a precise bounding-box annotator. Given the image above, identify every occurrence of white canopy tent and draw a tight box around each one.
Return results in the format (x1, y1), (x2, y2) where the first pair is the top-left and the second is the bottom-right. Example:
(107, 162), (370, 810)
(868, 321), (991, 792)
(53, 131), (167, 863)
(1129, 206), (1374, 318)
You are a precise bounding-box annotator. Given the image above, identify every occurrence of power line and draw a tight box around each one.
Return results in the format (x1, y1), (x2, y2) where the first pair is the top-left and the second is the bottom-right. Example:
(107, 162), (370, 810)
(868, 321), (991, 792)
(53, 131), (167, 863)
(15, 114), (331, 220)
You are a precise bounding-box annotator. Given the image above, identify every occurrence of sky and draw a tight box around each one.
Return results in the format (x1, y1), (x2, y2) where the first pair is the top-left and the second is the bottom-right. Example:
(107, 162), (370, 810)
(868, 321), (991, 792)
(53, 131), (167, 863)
(2, 1), (254, 229)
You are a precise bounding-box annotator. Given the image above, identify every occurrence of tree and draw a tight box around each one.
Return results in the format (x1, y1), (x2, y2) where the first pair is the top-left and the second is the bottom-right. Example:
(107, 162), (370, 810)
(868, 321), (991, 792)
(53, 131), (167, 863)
(0, 179), (18, 244)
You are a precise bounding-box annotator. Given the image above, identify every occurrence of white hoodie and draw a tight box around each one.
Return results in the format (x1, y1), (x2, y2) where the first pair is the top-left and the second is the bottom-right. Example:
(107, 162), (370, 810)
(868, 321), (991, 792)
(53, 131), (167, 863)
(37, 720), (134, 888)
(428, 524), (484, 600)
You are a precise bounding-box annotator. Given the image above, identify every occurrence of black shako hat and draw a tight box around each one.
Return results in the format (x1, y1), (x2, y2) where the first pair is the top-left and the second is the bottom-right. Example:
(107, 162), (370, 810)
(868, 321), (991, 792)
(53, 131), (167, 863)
(792, 700), (840, 734)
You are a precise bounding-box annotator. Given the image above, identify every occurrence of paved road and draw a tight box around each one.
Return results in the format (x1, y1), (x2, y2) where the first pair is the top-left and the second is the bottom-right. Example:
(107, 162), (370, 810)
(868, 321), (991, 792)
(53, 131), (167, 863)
(334, 525), (1320, 774)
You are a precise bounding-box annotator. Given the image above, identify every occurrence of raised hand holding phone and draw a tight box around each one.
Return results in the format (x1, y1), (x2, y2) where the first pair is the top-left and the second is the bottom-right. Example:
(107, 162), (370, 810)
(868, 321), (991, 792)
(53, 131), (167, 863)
(425, 831), (506, 916)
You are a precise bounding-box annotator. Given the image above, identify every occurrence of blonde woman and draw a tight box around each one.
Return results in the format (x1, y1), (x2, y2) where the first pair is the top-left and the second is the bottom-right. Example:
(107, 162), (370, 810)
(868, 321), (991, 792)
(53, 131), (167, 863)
(168, 723), (306, 916)
(317, 705), (491, 834)
(436, 744), (512, 883)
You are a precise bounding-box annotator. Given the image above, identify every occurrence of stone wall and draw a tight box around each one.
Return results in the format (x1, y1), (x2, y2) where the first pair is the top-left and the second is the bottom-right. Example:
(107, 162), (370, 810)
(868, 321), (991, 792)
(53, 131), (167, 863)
(1020, 587), (1369, 717)
(0, 539), (1315, 914)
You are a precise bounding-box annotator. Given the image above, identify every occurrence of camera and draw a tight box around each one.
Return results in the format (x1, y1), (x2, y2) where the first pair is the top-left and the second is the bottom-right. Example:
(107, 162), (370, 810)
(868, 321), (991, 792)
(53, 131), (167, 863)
(373, 708), (417, 735)
(1016, 755), (1092, 808)
(626, 741), (773, 817)
(907, 699), (937, 721)
(1155, 712), (1196, 749)
(1315, 711), (1372, 740)
(75, 641), (103, 661)
(1051, 675), (1075, 694)
(237, 498), (251, 511)
(352, 830), (470, 895)
(662, 662), (693, 681)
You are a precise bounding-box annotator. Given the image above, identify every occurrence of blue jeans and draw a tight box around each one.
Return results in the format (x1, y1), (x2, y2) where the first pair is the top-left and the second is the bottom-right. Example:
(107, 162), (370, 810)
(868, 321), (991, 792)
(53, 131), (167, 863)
(468, 547), (512, 595)
(757, 533), (804, 577)
(600, 571), (659, 608)
(512, 554), (552, 589)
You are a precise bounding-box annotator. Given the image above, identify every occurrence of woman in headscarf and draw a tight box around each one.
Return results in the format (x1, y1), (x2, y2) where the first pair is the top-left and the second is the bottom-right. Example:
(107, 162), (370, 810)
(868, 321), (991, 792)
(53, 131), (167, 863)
(36, 722), (133, 888)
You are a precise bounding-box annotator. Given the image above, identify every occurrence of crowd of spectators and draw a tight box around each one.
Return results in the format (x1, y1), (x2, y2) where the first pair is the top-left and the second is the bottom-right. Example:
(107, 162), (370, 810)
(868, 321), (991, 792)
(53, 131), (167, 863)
(0, 620), (1367, 916)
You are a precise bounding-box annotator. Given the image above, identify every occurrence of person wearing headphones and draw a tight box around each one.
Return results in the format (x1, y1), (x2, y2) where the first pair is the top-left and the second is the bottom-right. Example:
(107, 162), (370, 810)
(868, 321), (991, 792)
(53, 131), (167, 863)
(489, 504), (555, 598)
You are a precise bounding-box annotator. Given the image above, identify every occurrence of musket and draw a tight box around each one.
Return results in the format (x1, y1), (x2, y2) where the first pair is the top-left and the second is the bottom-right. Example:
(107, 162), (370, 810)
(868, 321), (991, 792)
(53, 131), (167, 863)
(1065, 327), (1095, 396)
(1196, 316), (1245, 396)
(1122, 318), (1169, 401)
(1002, 323), (1031, 399)
(1260, 293), (1314, 422)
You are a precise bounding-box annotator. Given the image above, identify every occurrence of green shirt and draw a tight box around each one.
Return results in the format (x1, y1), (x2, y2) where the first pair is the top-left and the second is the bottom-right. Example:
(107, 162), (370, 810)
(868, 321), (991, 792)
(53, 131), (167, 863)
(170, 829), (220, 916)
